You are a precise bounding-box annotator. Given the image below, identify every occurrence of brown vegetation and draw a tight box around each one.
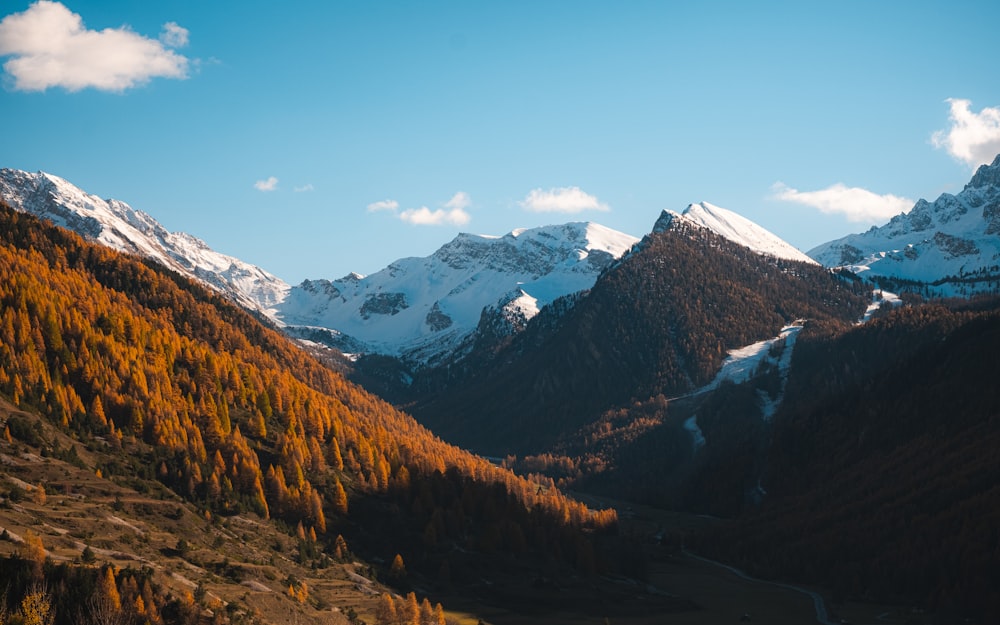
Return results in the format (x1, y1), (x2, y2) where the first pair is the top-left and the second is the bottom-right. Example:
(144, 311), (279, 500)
(0, 203), (627, 622)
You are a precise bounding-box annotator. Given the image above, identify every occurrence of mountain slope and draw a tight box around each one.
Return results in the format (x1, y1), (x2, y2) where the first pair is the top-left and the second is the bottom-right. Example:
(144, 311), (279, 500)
(808, 154), (1000, 296)
(0, 203), (630, 619)
(0, 168), (290, 314)
(402, 211), (868, 456)
(692, 300), (1000, 621)
(276, 222), (638, 365)
(2, 168), (821, 372)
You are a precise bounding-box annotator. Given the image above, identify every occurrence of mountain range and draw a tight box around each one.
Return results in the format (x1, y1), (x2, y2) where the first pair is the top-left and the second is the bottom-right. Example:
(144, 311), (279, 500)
(2, 157), (1000, 622)
(809, 154), (1000, 297)
(276, 221), (638, 366)
(8, 160), (1000, 373)
(393, 207), (868, 455)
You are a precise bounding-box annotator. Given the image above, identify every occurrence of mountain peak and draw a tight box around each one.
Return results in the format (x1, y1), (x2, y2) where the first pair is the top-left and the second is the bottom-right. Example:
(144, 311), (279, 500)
(651, 202), (816, 264)
(809, 155), (1000, 297)
(964, 153), (1000, 191)
(651, 209), (682, 234)
(277, 220), (638, 364)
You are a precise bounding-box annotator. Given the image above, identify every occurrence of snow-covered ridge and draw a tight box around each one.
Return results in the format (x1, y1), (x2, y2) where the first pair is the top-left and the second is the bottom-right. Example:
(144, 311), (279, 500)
(1, 167), (825, 367)
(808, 154), (1000, 297)
(275, 221), (640, 365)
(0, 169), (291, 313)
(655, 202), (818, 264)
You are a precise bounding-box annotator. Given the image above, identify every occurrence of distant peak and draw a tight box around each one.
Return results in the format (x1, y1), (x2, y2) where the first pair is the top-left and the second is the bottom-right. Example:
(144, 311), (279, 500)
(964, 153), (1000, 190)
(653, 202), (817, 264)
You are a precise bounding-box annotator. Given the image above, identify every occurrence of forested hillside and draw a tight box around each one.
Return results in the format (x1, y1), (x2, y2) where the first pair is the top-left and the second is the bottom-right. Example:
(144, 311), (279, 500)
(692, 300), (1000, 622)
(402, 217), (869, 456)
(0, 203), (619, 623)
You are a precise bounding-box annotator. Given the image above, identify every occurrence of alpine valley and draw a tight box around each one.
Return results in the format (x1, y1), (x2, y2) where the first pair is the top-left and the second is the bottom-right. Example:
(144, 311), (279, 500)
(1, 158), (1000, 624)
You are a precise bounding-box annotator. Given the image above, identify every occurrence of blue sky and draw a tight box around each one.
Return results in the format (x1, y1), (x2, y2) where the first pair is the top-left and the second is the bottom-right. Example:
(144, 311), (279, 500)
(2, 1), (1000, 283)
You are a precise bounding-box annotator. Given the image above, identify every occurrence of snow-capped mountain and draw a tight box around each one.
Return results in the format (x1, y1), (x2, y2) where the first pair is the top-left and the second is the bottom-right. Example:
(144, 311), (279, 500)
(275, 223), (639, 365)
(809, 155), (1000, 296)
(0, 169), (290, 313)
(1, 167), (819, 366)
(653, 201), (818, 264)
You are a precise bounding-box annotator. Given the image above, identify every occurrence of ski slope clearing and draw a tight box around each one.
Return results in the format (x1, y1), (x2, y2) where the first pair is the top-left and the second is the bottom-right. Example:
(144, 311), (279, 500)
(683, 322), (804, 450)
(859, 289), (902, 324)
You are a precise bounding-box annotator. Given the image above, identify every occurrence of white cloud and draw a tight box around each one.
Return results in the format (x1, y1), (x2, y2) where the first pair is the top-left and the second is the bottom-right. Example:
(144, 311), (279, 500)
(931, 98), (1000, 168)
(771, 182), (913, 222)
(399, 206), (471, 226)
(160, 22), (188, 48)
(0, 1), (190, 92)
(444, 191), (471, 211)
(520, 186), (609, 213)
(366, 199), (399, 212)
(254, 176), (278, 192)
(294, 184), (314, 193)
(368, 192), (471, 226)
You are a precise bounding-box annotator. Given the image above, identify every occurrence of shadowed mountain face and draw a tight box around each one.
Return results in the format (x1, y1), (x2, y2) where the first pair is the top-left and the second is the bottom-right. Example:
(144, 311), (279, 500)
(397, 215), (868, 456)
(692, 299), (1000, 621)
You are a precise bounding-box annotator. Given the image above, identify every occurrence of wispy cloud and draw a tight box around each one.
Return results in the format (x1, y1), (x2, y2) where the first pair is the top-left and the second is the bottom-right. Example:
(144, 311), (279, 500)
(293, 184), (314, 193)
(771, 182), (913, 222)
(366, 199), (399, 212)
(444, 191), (471, 212)
(931, 98), (1000, 168)
(520, 186), (609, 213)
(0, 1), (190, 92)
(254, 176), (278, 192)
(399, 205), (470, 226)
(159, 22), (188, 48)
(369, 192), (471, 226)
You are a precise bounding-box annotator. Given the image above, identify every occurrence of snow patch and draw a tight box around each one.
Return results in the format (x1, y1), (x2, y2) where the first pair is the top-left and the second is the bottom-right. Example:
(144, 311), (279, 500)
(709, 323), (803, 391)
(858, 289), (902, 324)
(684, 415), (706, 451)
(683, 322), (804, 452)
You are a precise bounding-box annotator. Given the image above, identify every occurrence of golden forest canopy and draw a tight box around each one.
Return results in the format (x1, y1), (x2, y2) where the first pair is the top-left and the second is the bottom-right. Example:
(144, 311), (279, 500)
(0, 204), (614, 553)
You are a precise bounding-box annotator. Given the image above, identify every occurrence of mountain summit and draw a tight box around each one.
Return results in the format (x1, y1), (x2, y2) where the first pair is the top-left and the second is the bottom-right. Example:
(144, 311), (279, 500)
(808, 155), (1000, 296)
(654, 202), (817, 264)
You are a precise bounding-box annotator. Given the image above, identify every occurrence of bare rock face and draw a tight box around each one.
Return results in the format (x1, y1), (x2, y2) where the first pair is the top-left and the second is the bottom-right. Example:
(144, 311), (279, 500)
(965, 154), (1000, 190)
(360, 292), (408, 318)
(933, 232), (979, 258)
(425, 302), (453, 332)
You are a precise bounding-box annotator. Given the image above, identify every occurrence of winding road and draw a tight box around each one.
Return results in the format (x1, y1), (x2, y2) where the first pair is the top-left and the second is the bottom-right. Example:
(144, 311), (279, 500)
(682, 548), (836, 625)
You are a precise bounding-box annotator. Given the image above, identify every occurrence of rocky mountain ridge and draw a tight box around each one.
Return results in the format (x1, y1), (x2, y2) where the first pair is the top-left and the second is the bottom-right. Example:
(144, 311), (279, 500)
(0, 168), (291, 313)
(275, 222), (639, 366)
(808, 154), (1000, 297)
